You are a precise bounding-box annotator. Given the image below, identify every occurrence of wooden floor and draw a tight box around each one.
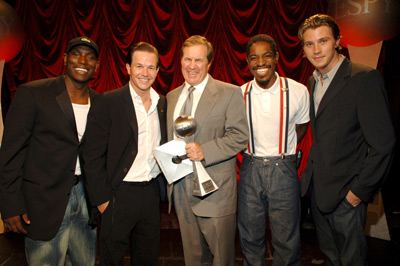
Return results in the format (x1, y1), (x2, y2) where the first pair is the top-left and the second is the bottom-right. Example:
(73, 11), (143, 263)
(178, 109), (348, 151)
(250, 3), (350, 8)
(1, 202), (400, 266)
(1, 228), (399, 266)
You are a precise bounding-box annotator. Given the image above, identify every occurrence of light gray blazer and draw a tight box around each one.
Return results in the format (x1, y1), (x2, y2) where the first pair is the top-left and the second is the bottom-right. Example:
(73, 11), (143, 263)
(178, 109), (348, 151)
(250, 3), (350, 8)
(166, 76), (249, 217)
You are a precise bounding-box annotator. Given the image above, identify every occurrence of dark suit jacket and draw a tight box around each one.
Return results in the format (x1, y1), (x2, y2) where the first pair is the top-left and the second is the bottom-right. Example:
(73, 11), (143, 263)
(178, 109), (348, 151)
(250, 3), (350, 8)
(0, 75), (98, 240)
(82, 84), (167, 208)
(301, 59), (395, 213)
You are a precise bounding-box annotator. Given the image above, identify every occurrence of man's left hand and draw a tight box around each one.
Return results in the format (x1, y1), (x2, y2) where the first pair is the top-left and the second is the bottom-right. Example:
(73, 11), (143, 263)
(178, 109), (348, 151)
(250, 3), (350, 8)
(346, 190), (362, 207)
(185, 143), (204, 161)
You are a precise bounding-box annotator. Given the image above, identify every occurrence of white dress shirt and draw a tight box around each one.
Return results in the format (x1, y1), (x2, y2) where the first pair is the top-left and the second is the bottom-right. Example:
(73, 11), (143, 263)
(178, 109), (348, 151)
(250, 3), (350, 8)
(172, 74), (210, 137)
(124, 83), (161, 182)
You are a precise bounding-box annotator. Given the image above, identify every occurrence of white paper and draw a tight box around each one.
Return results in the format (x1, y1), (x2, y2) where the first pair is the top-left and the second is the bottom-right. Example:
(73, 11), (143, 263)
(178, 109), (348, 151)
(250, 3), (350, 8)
(153, 139), (193, 184)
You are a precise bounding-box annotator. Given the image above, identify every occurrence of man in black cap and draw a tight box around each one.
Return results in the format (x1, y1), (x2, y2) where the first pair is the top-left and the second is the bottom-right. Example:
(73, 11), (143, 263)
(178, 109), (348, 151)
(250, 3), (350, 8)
(0, 36), (99, 265)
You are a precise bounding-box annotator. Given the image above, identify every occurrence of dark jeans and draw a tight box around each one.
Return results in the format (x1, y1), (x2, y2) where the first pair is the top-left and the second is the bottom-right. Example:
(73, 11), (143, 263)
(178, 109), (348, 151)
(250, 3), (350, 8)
(238, 154), (301, 266)
(99, 181), (160, 266)
(311, 188), (367, 266)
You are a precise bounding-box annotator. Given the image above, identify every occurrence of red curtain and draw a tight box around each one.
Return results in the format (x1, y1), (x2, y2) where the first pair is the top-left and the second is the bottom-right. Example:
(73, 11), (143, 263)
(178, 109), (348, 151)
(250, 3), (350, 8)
(4, 0), (331, 176)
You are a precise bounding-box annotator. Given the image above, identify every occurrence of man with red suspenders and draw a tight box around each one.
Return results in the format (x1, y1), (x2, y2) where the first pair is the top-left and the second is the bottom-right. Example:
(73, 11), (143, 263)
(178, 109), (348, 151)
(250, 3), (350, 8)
(238, 34), (310, 266)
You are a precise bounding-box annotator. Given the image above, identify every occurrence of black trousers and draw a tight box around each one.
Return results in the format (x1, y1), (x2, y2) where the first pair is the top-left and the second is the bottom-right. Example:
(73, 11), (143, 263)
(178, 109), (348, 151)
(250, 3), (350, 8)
(99, 180), (160, 266)
(311, 188), (367, 266)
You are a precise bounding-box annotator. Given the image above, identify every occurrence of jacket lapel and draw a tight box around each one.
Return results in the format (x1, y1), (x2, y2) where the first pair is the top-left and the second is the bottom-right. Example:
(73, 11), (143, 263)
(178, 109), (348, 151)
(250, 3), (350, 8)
(315, 59), (351, 118)
(121, 84), (139, 146)
(79, 88), (98, 146)
(193, 77), (217, 138)
(157, 96), (167, 144)
(167, 84), (184, 139)
(55, 77), (78, 139)
(308, 77), (316, 136)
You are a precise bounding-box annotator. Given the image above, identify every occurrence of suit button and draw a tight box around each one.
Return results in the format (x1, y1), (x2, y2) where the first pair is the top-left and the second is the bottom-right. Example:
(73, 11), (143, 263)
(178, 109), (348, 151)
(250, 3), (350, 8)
(66, 192), (70, 196)
(123, 168), (128, 173)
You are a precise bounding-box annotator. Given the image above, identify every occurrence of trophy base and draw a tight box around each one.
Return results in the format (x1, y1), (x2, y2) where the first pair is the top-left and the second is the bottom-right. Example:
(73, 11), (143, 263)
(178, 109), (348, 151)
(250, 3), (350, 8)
(192, 161), (219, 197)
(192, 180), (218, 197)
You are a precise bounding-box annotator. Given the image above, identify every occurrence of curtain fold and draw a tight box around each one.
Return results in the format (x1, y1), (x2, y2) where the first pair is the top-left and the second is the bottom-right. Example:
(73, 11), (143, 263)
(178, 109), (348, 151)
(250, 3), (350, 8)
(5, 0), (330, 176)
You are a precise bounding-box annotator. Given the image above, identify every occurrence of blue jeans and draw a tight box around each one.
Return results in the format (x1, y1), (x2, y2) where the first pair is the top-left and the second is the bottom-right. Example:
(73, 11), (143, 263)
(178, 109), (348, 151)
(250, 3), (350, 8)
(238, 154), (301, 266)
(311, 187), (367, 266)
(25, 181), (97, 266)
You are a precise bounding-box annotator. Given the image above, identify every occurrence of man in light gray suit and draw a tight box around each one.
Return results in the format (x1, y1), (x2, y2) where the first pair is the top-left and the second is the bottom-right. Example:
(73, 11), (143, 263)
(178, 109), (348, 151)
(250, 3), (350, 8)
(167, 35), (248, 266)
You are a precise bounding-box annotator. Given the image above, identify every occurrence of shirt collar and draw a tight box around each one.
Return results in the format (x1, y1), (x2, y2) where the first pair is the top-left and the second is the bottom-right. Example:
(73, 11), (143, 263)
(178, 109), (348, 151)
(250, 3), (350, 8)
(183, 73), (209, 94)
(129, 82), (160, 109)
(313, 54), (345, 82)
(252, 72), (280, 95)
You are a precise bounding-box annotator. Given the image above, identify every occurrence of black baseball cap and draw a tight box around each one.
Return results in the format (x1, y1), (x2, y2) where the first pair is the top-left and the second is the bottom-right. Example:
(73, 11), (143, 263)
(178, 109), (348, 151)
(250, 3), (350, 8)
(66, 36), (99, 58)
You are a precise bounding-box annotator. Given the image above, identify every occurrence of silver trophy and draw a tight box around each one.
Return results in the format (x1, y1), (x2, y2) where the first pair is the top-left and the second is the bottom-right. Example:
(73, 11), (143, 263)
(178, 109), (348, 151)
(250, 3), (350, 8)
(173, 115), (218, 197)
(172, 115), (196, 164)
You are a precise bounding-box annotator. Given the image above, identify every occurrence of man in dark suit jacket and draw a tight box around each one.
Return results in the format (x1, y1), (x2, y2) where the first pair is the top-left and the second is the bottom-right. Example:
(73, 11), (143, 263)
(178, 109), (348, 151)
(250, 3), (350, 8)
(0, 37), (99, 265)
(167, 35), (248, 266)
(298, 14), (395, 266)
(82, 42), (166, 266)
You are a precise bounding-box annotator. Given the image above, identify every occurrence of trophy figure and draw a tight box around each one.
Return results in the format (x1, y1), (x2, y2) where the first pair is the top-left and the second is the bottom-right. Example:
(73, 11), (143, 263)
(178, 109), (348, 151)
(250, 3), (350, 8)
(173, 115), (218, 196)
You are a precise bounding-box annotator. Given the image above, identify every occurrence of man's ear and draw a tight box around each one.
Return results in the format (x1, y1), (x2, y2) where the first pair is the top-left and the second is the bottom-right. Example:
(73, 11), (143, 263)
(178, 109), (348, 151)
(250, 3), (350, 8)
(335, 37), (341, 49)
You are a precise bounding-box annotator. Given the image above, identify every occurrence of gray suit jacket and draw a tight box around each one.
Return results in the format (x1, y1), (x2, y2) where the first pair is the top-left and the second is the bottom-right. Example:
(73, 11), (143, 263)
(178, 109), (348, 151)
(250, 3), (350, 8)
(167, 76), (248, 217)
(301, 59), (395, 213)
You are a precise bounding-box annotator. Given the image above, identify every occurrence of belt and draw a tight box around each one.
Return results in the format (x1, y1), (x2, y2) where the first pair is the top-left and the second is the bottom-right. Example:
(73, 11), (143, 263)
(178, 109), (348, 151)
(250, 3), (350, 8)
(73, 175), (82, 186)
(244, 153), (296, 162)
(121, 179), (153, 186)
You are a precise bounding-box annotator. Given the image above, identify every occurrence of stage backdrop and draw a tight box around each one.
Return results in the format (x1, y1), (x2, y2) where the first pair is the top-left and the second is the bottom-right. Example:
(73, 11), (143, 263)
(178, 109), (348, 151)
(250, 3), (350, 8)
(3, 0), (332, 176)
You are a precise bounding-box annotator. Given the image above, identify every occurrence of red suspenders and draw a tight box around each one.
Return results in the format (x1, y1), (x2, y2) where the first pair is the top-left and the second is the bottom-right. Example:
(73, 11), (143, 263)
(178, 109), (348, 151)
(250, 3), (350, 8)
(244, 77), (289, 155)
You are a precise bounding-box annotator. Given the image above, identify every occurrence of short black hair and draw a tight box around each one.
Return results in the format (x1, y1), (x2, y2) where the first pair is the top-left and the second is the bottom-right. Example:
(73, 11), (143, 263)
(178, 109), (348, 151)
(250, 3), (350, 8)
(246, 34), (278, 57)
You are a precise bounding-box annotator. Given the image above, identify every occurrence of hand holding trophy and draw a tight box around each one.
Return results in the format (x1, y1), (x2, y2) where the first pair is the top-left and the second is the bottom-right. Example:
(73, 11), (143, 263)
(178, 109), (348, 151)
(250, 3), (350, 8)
(173, 115), (218, 197)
